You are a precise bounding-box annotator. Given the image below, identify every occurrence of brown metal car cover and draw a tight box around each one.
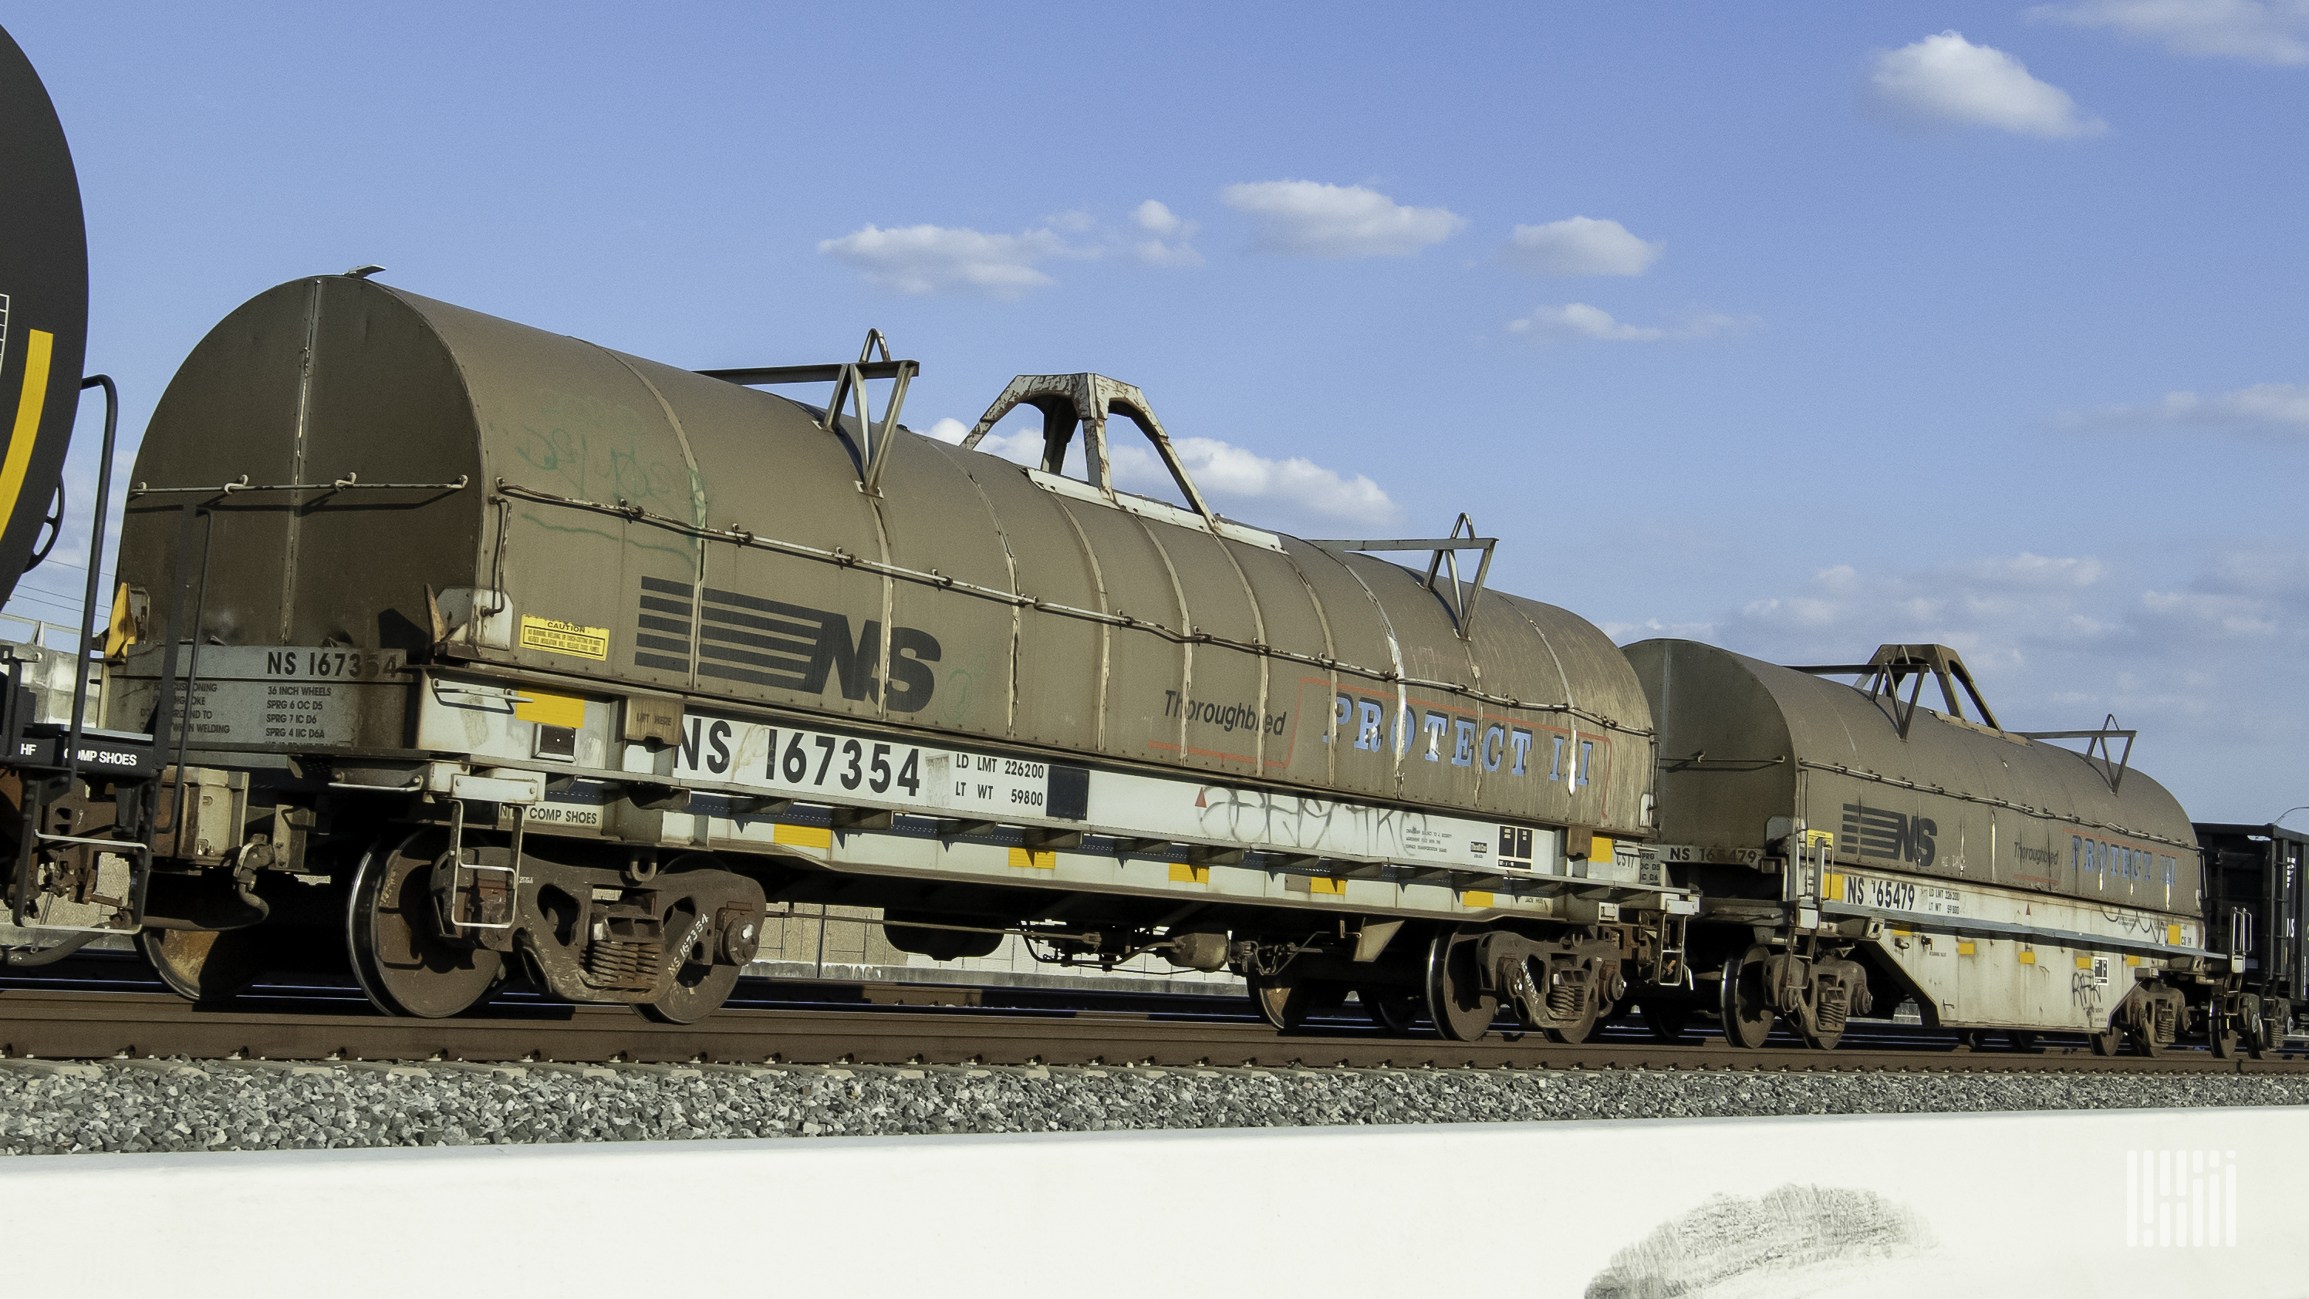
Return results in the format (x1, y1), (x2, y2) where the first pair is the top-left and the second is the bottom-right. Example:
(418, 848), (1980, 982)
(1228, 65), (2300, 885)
(1625, 638), (2199, 911)
(120, 277), (1656, 835)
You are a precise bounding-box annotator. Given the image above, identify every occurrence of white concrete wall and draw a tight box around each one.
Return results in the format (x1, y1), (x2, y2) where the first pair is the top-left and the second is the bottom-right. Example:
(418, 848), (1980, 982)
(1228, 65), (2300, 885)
(1, 1106), (2299, 1295)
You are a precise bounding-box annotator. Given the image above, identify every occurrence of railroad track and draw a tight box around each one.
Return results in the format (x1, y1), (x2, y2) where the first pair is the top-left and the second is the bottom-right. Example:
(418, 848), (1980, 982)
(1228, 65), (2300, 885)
(1, 988), (2302, 1075)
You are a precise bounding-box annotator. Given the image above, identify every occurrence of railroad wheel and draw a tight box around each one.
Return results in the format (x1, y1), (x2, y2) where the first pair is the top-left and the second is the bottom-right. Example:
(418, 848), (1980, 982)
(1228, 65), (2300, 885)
(2089, 1020), (2123, 1056)
(1359, 987), (1422, 1036)
(139, 927), (265, 1002)
(1718, 947), (1775, 1049)
(2209, 1011), (2241, 1060)
(1797, 1001), (1843, 1052)
(2240, 996), (2269, 1061)
(1544, 979), (1603, 1044)
(640, 963), (741, 1024)
(346, 830), (505, 1018)
(1248, 970), (1316, 1032)
(1642, 999), (1691, 1043)
(2128, 1017), (2167, 1059)
(1424, 928), (1499, 1042)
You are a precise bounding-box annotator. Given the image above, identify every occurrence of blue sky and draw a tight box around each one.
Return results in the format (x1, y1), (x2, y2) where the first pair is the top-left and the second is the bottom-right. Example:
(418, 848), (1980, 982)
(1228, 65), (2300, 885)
(9, 2), (2308, 820)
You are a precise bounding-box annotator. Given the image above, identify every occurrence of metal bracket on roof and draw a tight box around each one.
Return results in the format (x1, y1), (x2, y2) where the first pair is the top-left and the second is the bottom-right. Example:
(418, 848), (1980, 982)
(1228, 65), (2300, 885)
(2015, 714), (2136, 794)
(697, 330), (918, 496)
(1788, 643), (2002, 739)
(1305, 514), (1498, 639)
(960, 372), (1218, 522)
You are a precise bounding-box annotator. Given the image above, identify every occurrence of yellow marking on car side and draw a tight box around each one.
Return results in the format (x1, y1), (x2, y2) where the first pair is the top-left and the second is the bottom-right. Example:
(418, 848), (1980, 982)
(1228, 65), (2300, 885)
(773, 823), (832, 850)
(1009, 847), (1057, 870)
(0, 330), (54, 532)
(512, 690), (587, 728)
(1169, 862), (1209, 884)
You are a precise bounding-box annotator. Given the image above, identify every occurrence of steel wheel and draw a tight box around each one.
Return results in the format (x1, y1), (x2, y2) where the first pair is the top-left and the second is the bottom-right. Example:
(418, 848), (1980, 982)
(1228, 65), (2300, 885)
(2129, 1016), (2167, 1058)
(640, 963), (741, 1024)
(2209, 1012), (2241, 1060)
(1423, 929), (1499, 1042)
(1248, 970), (1316, 1032)
(1642, 999), (1691, 1043)
(139, 927), (264, 1002)
(1719, 946), (1775, 1049)
(346, 830), (505, 1018)
(1359, 987), (1422, 1036)
(2089, 1020), (2124, 1056)
(1797, 1001), (1843, 1052)
(1544, 977), (1603, 1044)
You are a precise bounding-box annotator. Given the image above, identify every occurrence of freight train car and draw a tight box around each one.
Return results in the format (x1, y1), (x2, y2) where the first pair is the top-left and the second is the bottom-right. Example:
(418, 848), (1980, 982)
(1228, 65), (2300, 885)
(97, 275), (1672, 1031)
(2195, 822), (2305, 1056)
(1627, 639), (2240, 1054)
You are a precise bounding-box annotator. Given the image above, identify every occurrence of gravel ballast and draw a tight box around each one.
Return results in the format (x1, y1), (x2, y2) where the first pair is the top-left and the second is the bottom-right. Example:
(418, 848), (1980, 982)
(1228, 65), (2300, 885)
(1, 1059), (2304, 1156)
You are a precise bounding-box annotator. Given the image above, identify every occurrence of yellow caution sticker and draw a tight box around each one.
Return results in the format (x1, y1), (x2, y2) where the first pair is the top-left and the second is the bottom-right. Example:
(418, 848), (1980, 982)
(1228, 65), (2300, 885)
(773, 823), (832, 850)
(513, 690), (587, 728)
(518, 615), (610, 660)
(1009, 847), (1057, 870)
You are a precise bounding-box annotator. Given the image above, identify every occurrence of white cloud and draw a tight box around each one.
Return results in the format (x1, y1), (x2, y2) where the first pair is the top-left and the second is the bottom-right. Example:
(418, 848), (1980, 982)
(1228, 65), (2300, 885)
(1507, 303), (1755, 343)
(2032, 0), (2309, 66)
(818, 224), (1076, 296)
(1498, 217), (1663, 277)
(2057, 382), (2309, 433)
(1867, 31), (2108, 138)
(1220, 180), (1466, 259)
(1131, 200), (1203, 267)
(926, 417), (1399, 524)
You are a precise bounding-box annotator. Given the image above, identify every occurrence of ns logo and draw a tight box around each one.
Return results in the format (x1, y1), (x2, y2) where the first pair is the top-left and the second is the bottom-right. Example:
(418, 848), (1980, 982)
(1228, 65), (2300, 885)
(1841, 802), (1938, 867)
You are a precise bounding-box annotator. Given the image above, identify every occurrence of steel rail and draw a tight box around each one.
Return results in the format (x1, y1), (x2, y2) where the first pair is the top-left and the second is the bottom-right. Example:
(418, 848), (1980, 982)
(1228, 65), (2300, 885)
(0, 991), (2298, 1075)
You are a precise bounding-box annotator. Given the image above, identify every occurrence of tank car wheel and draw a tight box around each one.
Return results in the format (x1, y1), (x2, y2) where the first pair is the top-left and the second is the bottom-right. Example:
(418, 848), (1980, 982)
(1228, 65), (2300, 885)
(2089, 1021), (2123, 1056)
(2209, 1014), (2241, 1059)
(1719, 947), (1776, 1049)
(639, 963), (741, 1025)
(345, 830), (505, 1018)
(139, 928), (265, 1003)
(1544, 985), (1604, 1044)
(1796, 1005), (1843, 1052)
(1424, 928), (1500, 1042)
(1248, 970), (1316, 1032)
(1359, 987), (1423, 1036)
(1642, 999), (1691, 1043)
(2128, 1018), (2166, 1059)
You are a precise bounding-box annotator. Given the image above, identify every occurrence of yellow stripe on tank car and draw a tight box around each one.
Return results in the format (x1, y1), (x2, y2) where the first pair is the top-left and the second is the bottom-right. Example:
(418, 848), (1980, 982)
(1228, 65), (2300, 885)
(1009, 847), (1057, 870)
(1461, 890), (1493, 908)
(0, 330), (55, 534)
(1169, 862), (1209, 884)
